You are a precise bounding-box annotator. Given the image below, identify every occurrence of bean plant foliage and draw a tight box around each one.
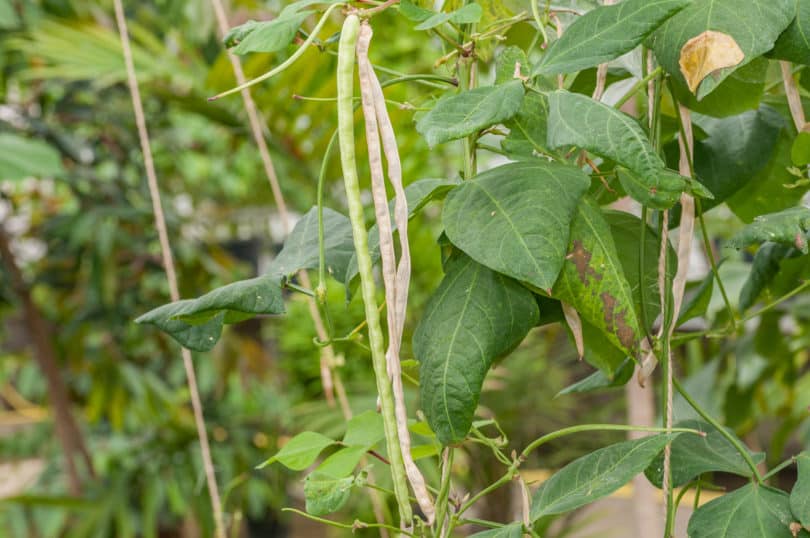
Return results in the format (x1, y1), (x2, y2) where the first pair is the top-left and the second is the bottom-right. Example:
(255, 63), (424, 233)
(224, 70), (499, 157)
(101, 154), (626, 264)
(135, 0), (810, 536)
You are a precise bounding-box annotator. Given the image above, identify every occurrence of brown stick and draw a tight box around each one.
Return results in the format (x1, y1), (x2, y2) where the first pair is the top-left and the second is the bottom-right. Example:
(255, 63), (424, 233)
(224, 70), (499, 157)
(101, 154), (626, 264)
(111, 2), (225, 536)
(781, 61), (808, 133)
(0, 225), (94, 495)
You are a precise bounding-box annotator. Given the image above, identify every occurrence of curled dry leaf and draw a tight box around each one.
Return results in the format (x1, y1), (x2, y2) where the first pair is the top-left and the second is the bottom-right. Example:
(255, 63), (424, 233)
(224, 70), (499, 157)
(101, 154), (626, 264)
(562, 302), (585, 359)
(679, 30), (744, 94)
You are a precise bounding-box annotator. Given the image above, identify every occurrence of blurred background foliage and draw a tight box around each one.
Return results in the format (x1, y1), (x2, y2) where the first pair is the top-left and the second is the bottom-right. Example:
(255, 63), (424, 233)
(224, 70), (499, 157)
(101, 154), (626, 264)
(1, 0), (809, 537)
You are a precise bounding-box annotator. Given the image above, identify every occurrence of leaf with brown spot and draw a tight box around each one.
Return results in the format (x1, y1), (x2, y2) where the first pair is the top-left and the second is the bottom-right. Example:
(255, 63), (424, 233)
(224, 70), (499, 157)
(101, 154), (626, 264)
(553, 198), (641, 374)
(679, 30), (745, 94)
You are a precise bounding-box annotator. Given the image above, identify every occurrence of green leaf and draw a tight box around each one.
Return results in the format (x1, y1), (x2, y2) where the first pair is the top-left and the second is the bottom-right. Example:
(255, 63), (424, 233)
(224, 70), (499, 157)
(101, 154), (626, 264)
(649, 0), (794, 100)
(257, 431), (335, 470)
(135, 274), (285, 351)
(442, 160), (590, 291)
(0, 133), (64, 180)
(314, 446), (367, 478)
(687, 484), (798, 538)
(501, 92), (549, 157)
(645, 420), (765, 488)
(553, 199), (642, 356)
(605, 210), (676, 331)
(616, 168), (689, 210)
(726, 130), (808, 223)
(231, 11), (313, 54)
(495, 46), (529, 85)
(530, 434), (678, 521)
(727, 206), (810, 254)
(222, 20), (261, 48)
(534, 0), (690, 75)
(399, 0), (434, 22)
(345, 178), (459, 291)
(413, 254), (539, 445)
(342, 410), (385, 449)
(770, 0), (810, 65)
(416, 81), (525, 147)
(469, 523), (524, 538)
(692, 105), (784, 210)
(678, 275), (715, 323)
(791, 452), (810, 528)
(414, 3), (483, 31)
(274, 206), (355, 283)
(546, 90), (687, 208)
(303, 472), (355, 516)
(739, 243), (798, 312)
(555, 357), (634, 396)
(792, 131), (810, 166)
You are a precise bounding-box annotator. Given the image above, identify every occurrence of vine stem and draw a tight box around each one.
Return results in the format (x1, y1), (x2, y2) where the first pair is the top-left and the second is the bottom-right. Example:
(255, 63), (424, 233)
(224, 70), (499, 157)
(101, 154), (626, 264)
(208, 3), (344, 101)
(282, 508), (414, 537)
(337, 13), (413, 526)
(673, 377), (763, 481)
(111, 2), (225, 537)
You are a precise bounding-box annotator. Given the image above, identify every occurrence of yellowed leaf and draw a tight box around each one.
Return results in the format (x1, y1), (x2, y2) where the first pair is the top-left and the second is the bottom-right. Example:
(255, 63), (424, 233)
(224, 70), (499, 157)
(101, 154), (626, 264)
(679, 30), (744, 94)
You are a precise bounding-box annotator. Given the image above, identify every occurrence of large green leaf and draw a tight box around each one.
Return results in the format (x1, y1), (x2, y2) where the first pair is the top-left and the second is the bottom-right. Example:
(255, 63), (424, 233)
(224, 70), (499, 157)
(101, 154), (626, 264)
(135, 274), (286, 351)
(416, 81), (525, 147)
(687, 484), (799, 538)
(413, 254), (539, 445)
(770, 0), (810, 65)
(137, 206), (353, 350)
(534, 0), (690, 75)
(553, 199), (641, 356)
(726, 131), (809, 223)
(739, 243), (799, 312)
(546, 90), (688, 209)
(303, 473), (355, 516)
(501, 92), (549, 157)
(791, 452), (810, 528)
(530, 434), (678, 521)
(257, 431), (335, 470)
(345, 178), (459, 290)
(727, 206), (810, 254)
(229, 11), (312, 54)
(0, 133), (64, 180)
(442, 160), (590, 291)
(644, 420), (765, 488)
(649, 0), (794, 100)
(692, 105), (784, 209)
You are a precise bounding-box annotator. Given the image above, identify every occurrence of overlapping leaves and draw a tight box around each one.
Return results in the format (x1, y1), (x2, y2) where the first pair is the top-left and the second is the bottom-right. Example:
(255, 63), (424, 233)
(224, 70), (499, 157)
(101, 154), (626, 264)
(413, 253), (538, 445)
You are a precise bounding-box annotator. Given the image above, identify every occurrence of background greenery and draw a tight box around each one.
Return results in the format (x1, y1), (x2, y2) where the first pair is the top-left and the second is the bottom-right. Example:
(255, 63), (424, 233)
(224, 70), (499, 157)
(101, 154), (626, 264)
(1, 0), (808, 537)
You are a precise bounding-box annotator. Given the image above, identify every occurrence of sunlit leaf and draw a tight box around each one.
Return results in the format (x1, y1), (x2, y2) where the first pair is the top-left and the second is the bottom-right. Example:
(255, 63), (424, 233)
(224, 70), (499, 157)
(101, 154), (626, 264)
(534, 0), (689, 75)
(688, 484), (799, 538)
(0, 133), (64, 180)
(442, 160), (590, 291)
(416, 81), (524, 147)
(303, 473), (355, 516)
(257, 431), (335, 470)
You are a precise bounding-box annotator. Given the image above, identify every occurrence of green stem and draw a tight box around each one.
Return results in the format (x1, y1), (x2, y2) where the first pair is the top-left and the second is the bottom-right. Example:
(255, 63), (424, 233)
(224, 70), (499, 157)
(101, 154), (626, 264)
(672, 377), (763, 482)
(458, 58), (477, 179)
(433, 448), (454, 535)
(742, 279), (810, 322)
(284, 282), (315, 297)
(639, 205), (651, 340)
(762, 455), (797, 481)
(209, 3), (344, 101)
(696, 202), (736, 326)
(336, 14), (413, 526)
(282, 508), (413, 537)
(614, 66), (663, 109)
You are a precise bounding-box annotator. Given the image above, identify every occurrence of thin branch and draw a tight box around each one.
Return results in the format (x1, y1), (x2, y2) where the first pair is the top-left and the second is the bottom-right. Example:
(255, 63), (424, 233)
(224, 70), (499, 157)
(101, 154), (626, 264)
(111, 3), (225, 536)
